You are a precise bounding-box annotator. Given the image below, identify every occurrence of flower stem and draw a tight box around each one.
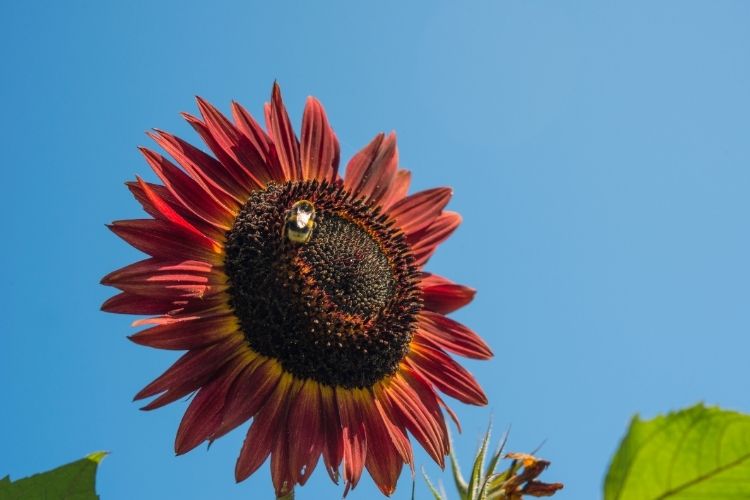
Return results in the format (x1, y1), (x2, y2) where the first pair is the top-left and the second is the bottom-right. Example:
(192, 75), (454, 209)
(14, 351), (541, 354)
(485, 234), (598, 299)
(277, 489), (294, 500)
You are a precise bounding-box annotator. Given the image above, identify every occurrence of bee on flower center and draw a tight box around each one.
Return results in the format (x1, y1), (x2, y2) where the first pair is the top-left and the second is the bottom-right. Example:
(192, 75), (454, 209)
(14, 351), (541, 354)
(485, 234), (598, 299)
(284, 199), (316, 244)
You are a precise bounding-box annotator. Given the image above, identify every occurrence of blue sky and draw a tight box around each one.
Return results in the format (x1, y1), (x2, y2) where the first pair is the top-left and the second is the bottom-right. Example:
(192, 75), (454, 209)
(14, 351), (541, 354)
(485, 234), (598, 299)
(2, 1), (749, 498)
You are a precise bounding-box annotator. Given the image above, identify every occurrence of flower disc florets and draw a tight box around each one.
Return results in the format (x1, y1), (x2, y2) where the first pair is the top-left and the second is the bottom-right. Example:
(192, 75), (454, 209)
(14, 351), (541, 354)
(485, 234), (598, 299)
(224, 180), (422, 388)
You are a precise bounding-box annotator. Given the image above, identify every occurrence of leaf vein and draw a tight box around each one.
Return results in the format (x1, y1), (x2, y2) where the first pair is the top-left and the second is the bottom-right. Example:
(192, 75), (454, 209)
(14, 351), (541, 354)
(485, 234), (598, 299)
(656, 451), (750, 499)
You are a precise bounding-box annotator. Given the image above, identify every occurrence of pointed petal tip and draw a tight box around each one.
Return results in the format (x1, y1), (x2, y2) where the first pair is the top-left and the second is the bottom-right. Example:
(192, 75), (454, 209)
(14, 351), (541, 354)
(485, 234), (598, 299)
(270, 81), (283, 103)
(234, 463), (248, 483)
(181, 111), (200, 124)
(194, 96), (215, 111)
(471, 344), (494, 360)
(229, 100), (245, 115)
(137, 146), (161, 164)
(99, 292), (117, 310)
(194, 96), (215, 114)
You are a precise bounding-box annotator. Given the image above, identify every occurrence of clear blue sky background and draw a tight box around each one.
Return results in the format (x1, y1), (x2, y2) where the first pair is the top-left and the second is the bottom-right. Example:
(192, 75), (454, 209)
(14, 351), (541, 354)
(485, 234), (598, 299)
(2, 1), (749, 499)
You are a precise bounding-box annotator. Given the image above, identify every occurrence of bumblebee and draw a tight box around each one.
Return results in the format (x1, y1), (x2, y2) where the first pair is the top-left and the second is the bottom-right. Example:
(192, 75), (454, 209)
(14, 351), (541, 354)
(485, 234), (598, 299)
(284, 200), (316, 244)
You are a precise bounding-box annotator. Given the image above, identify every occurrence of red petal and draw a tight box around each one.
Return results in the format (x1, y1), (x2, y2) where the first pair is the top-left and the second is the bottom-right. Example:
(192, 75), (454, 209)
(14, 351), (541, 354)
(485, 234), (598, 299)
(231, 101), (284, 181)
(174, 357), (247, 454)
(182, 112), (256, 198)
(336, 388), (367, 495)
(211, 357), (280, 441)
(373, 387), (413, 468)
(108, 219), (220, 262)
(101, 292), (185, 315)
(320, 384), (343, 483)
(149, 129), (244, 206)
(287, 380), (324, 485)
(266, 83), (301, 180)
(388, 187), (452, 236)
(196, 96), (278, 188)
(126, 180), (224, 243)
(104, 260), (216, 287)
(437, 394), (461, 433)
(131, 298), (227, 326)
(134, 335), (245, 402)
(139, 146), (234, 231)
(126, 180), (171, 219)
(270, 379), (304, 496)
(101, 258), (226, 299)
(344, 132), (398, 205)
(270, 427), (294, 497)
(362, 395), (404, 496)
(128, 313), (238, 350)
(380, 169), (411, 209)
(136, 175), (219, 246)
(300, 96), (340, 182)
(418, 311), (493, 360)
(406, 340), (488, 405)
(420, 273), (476, 314)
(386, 372), (448, 467)
(409, 211), (462, 266)
(235, 374), (298, 482)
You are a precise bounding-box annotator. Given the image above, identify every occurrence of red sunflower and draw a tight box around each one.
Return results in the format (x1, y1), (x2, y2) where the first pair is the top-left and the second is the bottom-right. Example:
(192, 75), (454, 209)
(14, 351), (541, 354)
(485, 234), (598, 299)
(102, 83), (492, 497)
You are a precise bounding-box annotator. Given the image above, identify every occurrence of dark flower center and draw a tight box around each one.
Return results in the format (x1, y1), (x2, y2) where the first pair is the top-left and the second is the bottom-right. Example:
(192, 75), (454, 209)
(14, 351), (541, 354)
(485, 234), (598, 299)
(224, 180), (421, 388)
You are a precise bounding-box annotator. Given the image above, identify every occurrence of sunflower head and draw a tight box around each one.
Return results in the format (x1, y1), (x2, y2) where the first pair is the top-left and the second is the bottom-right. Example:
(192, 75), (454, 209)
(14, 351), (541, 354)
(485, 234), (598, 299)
(102, 83), (493, 497)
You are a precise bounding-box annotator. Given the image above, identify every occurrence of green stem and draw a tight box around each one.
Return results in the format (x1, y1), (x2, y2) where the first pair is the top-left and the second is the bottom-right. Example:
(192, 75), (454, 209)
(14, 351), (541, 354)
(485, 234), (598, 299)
(277, 488), (294, 500)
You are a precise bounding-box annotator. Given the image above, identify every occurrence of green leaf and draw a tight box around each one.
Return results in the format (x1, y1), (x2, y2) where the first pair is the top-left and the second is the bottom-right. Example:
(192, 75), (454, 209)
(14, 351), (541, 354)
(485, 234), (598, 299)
(477, 440), (506, 500)
(0, 451), (107, 500)
(422, 468), (447, 500)
(483, 428), (509, 481)
(484, 457), (523, 498)
(466, 423), (492, 499)
(604, 404), (750, 500)
(448, 439), (469, 500)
